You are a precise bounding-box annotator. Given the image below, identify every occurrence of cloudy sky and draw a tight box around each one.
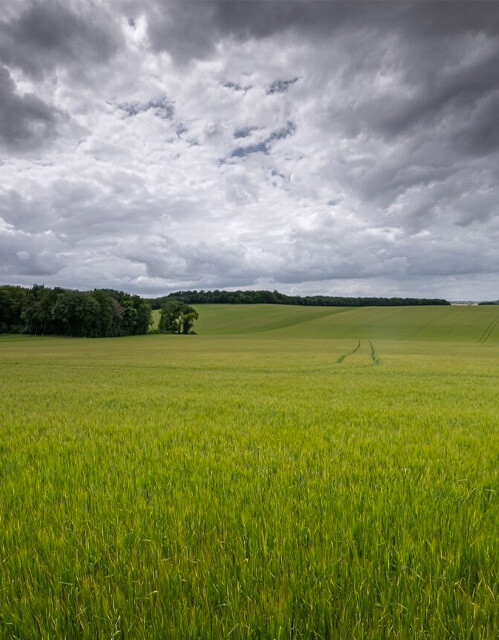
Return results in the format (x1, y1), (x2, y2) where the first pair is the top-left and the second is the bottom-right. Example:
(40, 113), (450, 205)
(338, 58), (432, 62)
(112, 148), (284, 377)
(1, 0), (498, 300)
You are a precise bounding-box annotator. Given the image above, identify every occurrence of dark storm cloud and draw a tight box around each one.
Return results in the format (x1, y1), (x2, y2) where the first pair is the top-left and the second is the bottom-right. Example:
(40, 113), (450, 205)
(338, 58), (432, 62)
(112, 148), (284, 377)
(145, 0), (356, 63)
(340, 40), (499, 143)
(144, 1), (499, 59)
(0, 0), (120, 78)
(146, 1), (220, 63)
(213, 1), (499, 41)
(0, 65), (63, 151)
(210, 1), (381, 40)
(454, 90), (499, 157)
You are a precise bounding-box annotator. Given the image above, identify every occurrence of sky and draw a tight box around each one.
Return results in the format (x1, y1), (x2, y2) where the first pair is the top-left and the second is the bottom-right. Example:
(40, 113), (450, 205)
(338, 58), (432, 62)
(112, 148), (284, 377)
(1, 0), (498, 300)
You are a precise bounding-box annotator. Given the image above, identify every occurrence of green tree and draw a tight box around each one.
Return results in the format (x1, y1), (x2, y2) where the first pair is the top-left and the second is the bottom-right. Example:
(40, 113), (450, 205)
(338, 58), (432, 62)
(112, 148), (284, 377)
(133, 297), (153, 335)
(91, 289), (115, 337)
(51, 290), (101, 337)
(21, 285), (59, 335)
(0, 285), (27, 333)
(159, 300), (198, 334)
(181, 309), (199, 334)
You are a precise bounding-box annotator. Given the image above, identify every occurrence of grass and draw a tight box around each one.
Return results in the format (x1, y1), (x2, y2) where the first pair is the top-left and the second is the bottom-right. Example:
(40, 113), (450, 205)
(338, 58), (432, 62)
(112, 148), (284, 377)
(153, 303), (499, 342)
(1, 306), (498, 638)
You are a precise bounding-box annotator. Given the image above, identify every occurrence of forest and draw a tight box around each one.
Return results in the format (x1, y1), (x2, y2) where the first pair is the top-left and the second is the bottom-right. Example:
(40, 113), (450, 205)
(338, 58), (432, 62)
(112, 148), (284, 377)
(0, 285), (152, 337)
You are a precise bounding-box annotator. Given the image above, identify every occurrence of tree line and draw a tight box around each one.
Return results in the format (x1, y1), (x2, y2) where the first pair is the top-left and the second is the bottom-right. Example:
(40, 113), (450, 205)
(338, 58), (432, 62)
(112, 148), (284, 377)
(150, 289), (450, 309)
(0, 285), (152, 337)
(1, 284), (452, 338)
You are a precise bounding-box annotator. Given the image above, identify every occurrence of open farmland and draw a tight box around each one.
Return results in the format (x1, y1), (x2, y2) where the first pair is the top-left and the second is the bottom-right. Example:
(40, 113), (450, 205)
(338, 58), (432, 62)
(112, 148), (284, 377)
(1, 305), (498, 639)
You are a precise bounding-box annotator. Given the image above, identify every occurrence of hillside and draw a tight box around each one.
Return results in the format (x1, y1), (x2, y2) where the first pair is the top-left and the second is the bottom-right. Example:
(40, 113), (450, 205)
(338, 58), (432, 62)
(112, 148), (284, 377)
(188, 304), (499, 342)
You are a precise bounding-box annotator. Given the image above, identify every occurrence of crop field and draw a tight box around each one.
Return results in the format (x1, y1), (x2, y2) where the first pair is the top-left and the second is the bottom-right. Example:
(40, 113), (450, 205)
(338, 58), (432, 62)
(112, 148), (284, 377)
(1, 305), (498, 639)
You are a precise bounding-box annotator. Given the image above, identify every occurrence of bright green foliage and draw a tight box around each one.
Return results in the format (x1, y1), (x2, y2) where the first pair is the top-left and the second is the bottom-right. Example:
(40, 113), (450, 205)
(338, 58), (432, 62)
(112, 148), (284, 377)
(0, 310), (498, 638)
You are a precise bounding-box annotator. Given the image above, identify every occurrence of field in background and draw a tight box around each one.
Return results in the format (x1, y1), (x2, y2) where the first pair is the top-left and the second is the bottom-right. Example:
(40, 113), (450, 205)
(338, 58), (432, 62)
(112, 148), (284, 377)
(1, 306), (498, 638)
(153, 303), (499, 342)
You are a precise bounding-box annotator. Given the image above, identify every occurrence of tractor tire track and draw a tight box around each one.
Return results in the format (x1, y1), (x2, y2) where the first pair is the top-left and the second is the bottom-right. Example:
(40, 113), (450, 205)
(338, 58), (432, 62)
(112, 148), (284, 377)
(336, 340), (361, 363)
(368, 340), (381, 365)
(478, 313), (499, 343)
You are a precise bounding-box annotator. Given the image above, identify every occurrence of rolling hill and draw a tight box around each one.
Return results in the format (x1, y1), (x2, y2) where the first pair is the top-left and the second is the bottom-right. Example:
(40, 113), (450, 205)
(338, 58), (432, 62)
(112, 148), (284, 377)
(186, 303), (499, 342)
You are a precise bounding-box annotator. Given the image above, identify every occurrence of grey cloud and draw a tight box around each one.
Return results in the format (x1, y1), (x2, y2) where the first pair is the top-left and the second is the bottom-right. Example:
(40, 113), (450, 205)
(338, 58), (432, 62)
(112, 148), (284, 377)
(0, 223), (65, 277)
(143, 2), (499, 61)
(214, 1), (499, 41)
(143, 1), (343, 63)
(400, 241), (499, 278)
(0, 0), (121, 78)
(182, 244), (262, 286)
(120, 235), (262, 288)
(143, 0), (361, 62)
(223, 81), (242, 91)
(454, 90), (499, 157)
(305, 30), (499, 219)
(0, 174), (154, 239)
(211, 1), (379, 40)
(345, 42), (499, 142)
(76, 225), (499, 293)
(223, 81), (251, 92)
(267, 77), (298, 94)
(146, 1), (220, 63)
(453, 186), (499, 227)
(0, 250), (62, 277)
(176, 123), (188, 138)
(271, 229), (499, 286)
(0, 65), (63, 151)
(346, 130), (499, 224)
(0, 189), (47, 232)
(140, 226), (404, 289)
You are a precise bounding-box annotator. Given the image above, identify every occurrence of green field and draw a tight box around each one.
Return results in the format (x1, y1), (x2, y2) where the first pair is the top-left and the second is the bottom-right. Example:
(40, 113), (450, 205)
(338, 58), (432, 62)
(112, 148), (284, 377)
(1, 305), (498, 639)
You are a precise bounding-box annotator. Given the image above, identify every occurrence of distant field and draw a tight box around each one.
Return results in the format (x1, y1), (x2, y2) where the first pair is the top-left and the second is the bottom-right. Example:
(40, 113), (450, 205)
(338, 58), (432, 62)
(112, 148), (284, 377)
(153, 303), (499, 342)
(1, 307), (498, 638)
